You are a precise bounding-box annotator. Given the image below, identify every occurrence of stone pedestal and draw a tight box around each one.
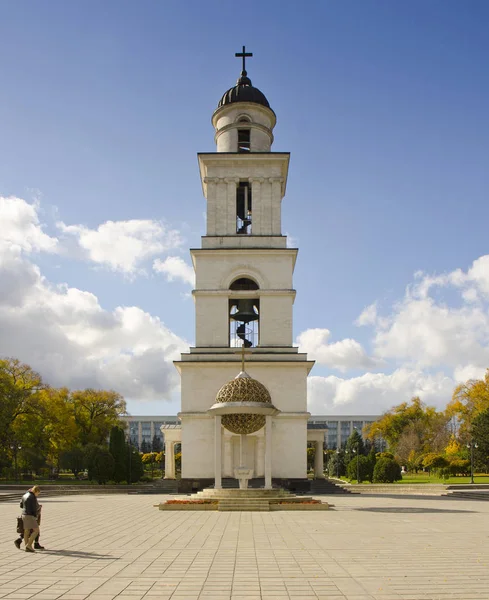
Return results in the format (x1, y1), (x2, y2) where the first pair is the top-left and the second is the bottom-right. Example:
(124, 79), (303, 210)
(234, 467), (254, 489)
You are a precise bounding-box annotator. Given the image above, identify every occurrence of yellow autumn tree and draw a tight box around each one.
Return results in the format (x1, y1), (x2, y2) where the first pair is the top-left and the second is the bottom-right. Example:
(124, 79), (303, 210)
(446, 369), (489, 437)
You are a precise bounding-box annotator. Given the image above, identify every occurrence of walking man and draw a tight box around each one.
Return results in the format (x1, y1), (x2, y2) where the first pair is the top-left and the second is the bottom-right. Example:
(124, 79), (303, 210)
(19, 485), (41, 552)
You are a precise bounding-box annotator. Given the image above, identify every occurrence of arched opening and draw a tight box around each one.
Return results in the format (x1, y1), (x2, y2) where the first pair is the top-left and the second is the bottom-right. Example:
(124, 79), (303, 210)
(229, 277), (259, 291)
(229, 278), (259, 348)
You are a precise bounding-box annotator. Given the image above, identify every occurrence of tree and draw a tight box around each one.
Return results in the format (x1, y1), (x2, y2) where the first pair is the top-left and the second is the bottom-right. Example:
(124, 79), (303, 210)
(91, 448), (115, 484)
(471, 408), (489, 472)
(373, 457), (402, 483)
(126, 444), (144, 483)
(152, 435), (163, 452)
(70, 389), (126, 445)
(60, 446), (85, 478)
(346, 455), (370, 483)
(0, 358), (45, 454)
(367, 446), (377, 482)
(142, 452), (158, 479)
(365, 397), (448, 454)
(327, 450), (346, 478)
(422, 453), (448, 474)
(140, 439), (150, 454)
(345, 430), (365, 456)
(38, 387), (77, 472)
(109, 426), (127, 483)
(447, 369), (489, 438)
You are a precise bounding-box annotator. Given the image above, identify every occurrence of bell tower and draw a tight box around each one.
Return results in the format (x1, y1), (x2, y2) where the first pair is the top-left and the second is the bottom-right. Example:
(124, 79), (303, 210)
(175, 48), (314, 484)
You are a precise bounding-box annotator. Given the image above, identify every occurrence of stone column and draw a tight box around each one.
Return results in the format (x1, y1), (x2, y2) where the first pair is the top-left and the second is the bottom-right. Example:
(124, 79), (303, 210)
(214, 416), (222, 489)
(216, 178), (228, 235)
(256, 435), (265, 477)
(265, 416), (272, 489)
(223, 434), (233, 477)
(164, 441), (175, 479)
(270, 177), (283, 235)
(138, 421), (142, 449)
(225, 177), (239, 234)
(250, 178), (264, 235)
(204, 177), (218, 235)
(314, 440), (325, 479)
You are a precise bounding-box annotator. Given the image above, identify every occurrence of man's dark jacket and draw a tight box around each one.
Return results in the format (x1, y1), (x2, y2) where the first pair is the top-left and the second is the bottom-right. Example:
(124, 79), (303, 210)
(20, 491), (38, 516)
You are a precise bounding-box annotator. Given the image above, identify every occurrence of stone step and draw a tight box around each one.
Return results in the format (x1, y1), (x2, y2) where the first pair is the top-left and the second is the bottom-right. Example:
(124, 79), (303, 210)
(219, 501), (270, 511)
(444, 491), (489, 501)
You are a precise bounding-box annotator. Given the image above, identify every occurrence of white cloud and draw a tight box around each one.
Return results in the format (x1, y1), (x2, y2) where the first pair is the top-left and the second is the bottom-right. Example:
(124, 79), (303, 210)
(0, 197), (188, 400)
(296, 328), (380, 372)
(153, 256), (195, 286)
(371, 259), (489, 371)
(355, 302), (378, 326)
(307, 369), (454, 415)
(0, 196), (58, 254)
(58, 219), (182, 276)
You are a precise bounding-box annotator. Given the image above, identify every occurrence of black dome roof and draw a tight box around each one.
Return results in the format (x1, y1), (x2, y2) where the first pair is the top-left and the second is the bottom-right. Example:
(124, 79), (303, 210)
(218, 72), (270, 109)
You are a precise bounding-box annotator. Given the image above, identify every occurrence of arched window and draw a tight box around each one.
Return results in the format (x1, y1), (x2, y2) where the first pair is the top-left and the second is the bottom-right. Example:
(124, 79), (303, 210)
(229, 277), (259, 348)
(229, 277), (259, 291)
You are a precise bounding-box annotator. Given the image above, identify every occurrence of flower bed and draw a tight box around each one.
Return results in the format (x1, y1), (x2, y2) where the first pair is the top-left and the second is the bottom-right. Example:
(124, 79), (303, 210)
(275, 500), (321, 505)
(165, 499), (218, 504)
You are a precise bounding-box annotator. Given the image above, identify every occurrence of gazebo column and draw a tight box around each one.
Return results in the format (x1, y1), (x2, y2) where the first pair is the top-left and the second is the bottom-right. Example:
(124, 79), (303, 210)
(214, 415), (222, 489)
(223, 434), (233, 477)
(314, 440), (325, 479)
(256, 435), (265, 477)
(164, 441), (175, 479)
(265, 415), (272, 489)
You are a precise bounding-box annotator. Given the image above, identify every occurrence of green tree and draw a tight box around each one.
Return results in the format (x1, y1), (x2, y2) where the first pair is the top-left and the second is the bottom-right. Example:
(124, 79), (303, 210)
(109, 426), (127, 483)
(346, 455), (370, 483)
(70, 389), (126, 445)
(152, 435), (163, 452)
(367, 446), (377, 482)
(126, 444), (144, 483)
(345, 430), (365, 456)
(327, 450), (346, 478)
(373, 457), (402, 483)
(471, 408), (489, 472)
(60, 446), (85, 478)
(92, 448), (115, 484)
(0, 358), (45, 455)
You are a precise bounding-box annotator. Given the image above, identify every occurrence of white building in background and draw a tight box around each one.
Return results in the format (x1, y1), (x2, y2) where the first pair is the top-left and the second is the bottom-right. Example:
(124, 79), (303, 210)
(120, 415), (380, 451)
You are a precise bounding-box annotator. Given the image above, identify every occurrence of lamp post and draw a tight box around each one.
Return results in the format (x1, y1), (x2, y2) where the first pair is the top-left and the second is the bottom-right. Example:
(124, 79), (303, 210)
(353, 426), (361, 483)
(467, 441), (479, 485)
(10, 444), (22, 482)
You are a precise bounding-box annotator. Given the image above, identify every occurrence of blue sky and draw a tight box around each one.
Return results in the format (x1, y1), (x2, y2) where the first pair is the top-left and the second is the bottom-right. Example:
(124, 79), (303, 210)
(1, 1), (488, 416)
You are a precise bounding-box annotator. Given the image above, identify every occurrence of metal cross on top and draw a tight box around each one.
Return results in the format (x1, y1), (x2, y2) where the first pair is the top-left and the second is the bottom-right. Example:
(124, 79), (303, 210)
(235, 45), (253, 73)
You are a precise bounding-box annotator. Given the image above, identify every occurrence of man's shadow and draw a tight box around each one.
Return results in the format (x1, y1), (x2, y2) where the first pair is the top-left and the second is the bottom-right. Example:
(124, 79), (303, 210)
(41, 549), (116, 559)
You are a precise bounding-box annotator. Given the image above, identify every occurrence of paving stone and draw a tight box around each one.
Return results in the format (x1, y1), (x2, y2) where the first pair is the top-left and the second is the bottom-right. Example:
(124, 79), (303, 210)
(1, 494), (489, 599)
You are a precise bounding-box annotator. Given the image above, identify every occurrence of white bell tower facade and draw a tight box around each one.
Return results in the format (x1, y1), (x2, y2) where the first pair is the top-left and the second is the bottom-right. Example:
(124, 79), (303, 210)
(175, 49), (314, 483)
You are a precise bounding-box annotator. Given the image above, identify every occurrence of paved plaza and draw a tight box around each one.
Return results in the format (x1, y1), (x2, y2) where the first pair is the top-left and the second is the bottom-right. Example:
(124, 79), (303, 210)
(1, 493), (488, 600)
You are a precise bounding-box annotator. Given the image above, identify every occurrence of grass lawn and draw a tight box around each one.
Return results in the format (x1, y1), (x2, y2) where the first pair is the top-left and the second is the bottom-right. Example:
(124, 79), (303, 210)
(341, 473), (489, 485)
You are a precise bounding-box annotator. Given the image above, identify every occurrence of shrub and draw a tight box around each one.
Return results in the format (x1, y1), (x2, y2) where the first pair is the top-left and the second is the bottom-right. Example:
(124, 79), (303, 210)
(422, 453), (448, 472)
(92, 448), (115, 484)
(346, 455), (371, 483)
(373, 457), (402, 483)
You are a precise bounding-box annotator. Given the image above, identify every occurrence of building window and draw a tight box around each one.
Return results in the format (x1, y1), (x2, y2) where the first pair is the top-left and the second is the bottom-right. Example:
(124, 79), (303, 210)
(238, 129), (250, 152)
(236, 182), (252, 234)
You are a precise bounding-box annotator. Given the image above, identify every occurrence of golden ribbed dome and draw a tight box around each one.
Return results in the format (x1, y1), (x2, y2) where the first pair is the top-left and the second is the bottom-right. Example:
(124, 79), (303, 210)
(216, 371), (271, 434)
